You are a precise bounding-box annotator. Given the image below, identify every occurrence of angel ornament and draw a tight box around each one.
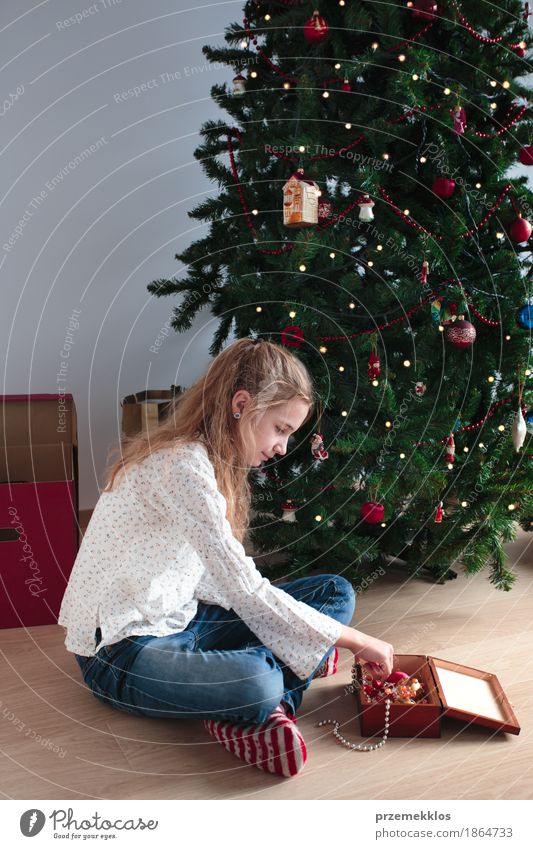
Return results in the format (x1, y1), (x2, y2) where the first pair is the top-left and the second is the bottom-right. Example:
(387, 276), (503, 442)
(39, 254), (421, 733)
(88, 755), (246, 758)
(452, 104), (467, 135)
(310, 432), (329, 461)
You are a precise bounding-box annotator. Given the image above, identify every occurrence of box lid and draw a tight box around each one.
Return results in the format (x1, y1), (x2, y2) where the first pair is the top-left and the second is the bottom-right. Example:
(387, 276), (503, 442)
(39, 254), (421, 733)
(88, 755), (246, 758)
(427, 656), (520, 735)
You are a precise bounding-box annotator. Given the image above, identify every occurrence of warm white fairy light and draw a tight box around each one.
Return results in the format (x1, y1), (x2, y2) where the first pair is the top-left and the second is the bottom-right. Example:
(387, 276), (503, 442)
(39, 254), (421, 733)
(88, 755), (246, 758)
(381, 522), (386, 527)
(438, 324), (444, 332)
(371, 41), (379, 50)
(398, 53), (406, 62)
(372, 379), (379, 386)
(252, 208), (258, 215)
(283, 82), (291, 90)
(419, 155), (427, 163)
(496, 231), (504, 239)
(256, 306), (262, 312)
(488, 375), (495, 382)
(345, 122), (352, 129)
(383, 152), (390, 160)
(490, 80), (498, 87)
(335, 63), (341, 70)
(299, 145), (306, 153)
(330, 251), (336, 258)
(315, 514), (322, 521)
(479, 442), (485, 448)
(490, 102), (497, 110)
(320, 345), (327, 353)
(461, 501), (468, 507)
(299, 264), (306, 272)
(475, 182), (482, 189)
(289, 310), (296, 318)
(412, 74), (419, 80)
(498, 424), (505, 432)
(250, 71), (257, 78)
(341, 410), (348, 417)
(385, 420), (392, 428)
(505, 334), (511, 341)
(502, 81), (510, 89)
(323, 91), (329, 98)
(447, 462), (454, 469)
(443, 87), (451, 95)
(368, 260), (374, 266)
(403, 359), (411, 367)
(463, 446), (469, 452)
(403, 209), (410, 215)
(525, 368), (531, 376)
(377, 244), (383, 251)
(400, 452), (406, 459)
(508, 503), (516, 511)
(349, 302), (356, 309)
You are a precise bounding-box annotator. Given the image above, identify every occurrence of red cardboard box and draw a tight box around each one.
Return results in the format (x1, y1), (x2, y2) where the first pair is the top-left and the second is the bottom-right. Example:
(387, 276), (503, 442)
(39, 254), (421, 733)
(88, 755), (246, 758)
(0, 394), (79, 628)
(354, 654), (520, 738)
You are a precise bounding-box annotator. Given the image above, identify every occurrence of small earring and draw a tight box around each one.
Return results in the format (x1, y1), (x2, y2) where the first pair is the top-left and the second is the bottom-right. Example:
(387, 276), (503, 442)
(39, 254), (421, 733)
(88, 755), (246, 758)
(233, 411), (241, 419)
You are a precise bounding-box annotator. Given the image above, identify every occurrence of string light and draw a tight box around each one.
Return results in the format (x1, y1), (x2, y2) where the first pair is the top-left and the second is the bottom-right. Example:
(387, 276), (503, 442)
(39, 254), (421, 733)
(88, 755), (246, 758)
(490, 80), (498, 87)
(383, 152), (390, 160)
(335, 63), (341, 70)
(377, 244), (383, 251)
(251, 208), (258, 215)
(496, 231), (504, 239)
(419, 156), (427, 163)
(403, 359), (411, 367)
(438, 324), (445, 332)
(400, 452), (406, 459)
(479, 442), (485, 448)
(256, 306), (262, 312)
(372, 379), (379, 386)
(368, 260), (374, 267)
(398, 53), (406, 62)
(412, 74), (419, 80)
(444, 87), (451, 95)
(349, 302), (356, 309)
(490, 102), (497, 110)
(330, 251), (336, 258)
(385, 420), (392, 428)
(448, 462), (454, 469)
(525, 368), (531, 376)
(319, 345), (327, 353)
(371, 41), (379, 50)
(475, 182), (482, 189)
(488, 375), (495, 383)
(463, 446), (469, 452)
(381, 522), (387, 527)
(341, 410), (348, 417)
(250, 71), (257, 78)
(289, 310), (296, 318)
(505, 335), (511, 341)
(315, 514), (322, 521)
(508, 503), (516, 511)
(283, 82), (291, 90)
(498, 424), (505, 431)
(339, 365), (345, 372)
(502, 80), (510, 88)
(299, 264), (306, 272)
(461, 501), (468, 507)
(264, 14), (271, 21)
(323, 91), (329, 98)
(345, 122), (352, 129)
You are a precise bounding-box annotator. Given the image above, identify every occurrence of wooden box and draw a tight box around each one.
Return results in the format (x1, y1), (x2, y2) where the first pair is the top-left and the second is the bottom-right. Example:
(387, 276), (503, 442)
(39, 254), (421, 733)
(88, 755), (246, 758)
(354, 654), (520, 738)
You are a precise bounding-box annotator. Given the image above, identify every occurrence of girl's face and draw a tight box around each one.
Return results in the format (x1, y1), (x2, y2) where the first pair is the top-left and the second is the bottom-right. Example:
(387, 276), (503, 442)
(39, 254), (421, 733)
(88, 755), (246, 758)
(233, 393), (311, 467)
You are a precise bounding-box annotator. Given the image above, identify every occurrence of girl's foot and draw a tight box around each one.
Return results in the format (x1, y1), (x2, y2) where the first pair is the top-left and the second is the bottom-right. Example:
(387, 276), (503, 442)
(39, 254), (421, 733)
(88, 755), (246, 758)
(313, 646), (339, 679)
(203, 704), (307, 778)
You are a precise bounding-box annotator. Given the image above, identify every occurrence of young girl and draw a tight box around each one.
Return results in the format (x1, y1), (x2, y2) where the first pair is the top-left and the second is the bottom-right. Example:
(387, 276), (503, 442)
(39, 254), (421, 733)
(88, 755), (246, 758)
(58, 337), (393, 778)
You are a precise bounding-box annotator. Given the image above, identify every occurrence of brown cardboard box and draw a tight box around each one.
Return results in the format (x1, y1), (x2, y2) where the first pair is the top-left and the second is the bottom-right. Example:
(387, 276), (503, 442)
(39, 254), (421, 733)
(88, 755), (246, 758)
(121, 387), (182, 439)
(0, 394), (79, 628)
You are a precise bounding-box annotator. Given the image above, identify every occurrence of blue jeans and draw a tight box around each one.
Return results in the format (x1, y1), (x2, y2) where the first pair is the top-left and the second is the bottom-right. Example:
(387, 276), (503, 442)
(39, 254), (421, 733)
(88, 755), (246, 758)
(74, 573), (355, 724)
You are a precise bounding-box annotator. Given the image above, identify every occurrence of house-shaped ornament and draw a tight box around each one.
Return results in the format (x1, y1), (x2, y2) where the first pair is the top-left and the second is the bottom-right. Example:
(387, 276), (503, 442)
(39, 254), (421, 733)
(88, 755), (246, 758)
(283, 168), (320, 228)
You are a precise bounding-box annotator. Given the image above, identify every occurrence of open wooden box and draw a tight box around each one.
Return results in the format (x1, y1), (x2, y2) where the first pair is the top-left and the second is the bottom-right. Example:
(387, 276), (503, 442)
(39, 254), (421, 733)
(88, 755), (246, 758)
(354, 654), (520, 738)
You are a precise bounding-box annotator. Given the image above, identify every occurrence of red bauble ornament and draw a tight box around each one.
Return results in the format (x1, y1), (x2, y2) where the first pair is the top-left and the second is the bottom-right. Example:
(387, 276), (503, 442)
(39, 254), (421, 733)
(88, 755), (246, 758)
(510, 215), (532, 243)
(411, 0), (438, 20)
(515, 45), (526, 58)
(385, 670), (409, 684)
(445, 317), (476, 349)
(432, 177), (456, 199)
(360, 501), (385, 524)
(303, 10), (329, 45)
(342, 78), (351, 92)
(519, 145), (533, 165)
(281, 324), (304, 348)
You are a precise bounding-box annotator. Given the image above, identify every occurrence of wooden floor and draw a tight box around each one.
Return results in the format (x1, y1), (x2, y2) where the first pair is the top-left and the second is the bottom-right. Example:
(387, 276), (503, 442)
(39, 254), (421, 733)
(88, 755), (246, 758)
(1, 528), (532, 800)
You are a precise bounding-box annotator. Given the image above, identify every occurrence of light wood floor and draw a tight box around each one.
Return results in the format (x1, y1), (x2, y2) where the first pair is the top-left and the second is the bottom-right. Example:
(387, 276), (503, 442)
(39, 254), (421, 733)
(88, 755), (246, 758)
(1, 528), (532, 800)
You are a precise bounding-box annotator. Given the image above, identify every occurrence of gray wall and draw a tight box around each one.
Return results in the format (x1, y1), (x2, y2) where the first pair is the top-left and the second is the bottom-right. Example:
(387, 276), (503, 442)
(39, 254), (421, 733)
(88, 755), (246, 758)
(1, 0), (242, 508)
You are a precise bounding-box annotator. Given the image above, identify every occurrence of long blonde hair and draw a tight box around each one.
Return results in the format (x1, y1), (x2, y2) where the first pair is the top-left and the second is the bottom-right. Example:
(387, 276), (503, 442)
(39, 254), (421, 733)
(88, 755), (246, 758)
(103, 338), (316, 542)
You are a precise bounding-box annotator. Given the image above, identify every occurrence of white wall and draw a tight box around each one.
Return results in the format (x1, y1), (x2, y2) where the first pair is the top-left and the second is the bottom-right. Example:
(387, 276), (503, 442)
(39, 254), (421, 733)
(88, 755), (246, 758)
(1, 0), (242, 508)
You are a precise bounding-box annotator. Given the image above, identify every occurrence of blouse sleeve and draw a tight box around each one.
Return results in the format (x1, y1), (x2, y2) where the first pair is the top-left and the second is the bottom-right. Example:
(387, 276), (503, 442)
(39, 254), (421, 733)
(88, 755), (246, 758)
(149, 445), (342, 680)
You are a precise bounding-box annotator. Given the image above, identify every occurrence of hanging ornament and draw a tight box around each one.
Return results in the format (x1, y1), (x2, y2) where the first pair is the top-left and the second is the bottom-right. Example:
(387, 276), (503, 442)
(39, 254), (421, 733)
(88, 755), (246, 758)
(283, 168), (320, 228)
(525, 410), (533, 435)
(512, 407), (527, 451)
(415, 381), (427, 396)
(368, 335), (380, 381)
(515, 44), (526, 57)
(519, 145), (533, 165)
(303, 10), (329, 45)
(445, 433), (456, 465)
(510, 214), (532, 243)
(434, 501), (444, 523)
(432, 176), (456, 199)
(451, 104), (467, 135)
(232, 73), (246, 96)
(310, 433), (329, 461)
(445, 315), (476, 349)
(419, 259), (429, 284)
(358, 193), (375, 222)
(431, 296), (455, 323)
(281, 499), (298, 522)
(516, 297), (533, 329)
(360, 501), (385, 524)
(342, 78), (351, 92)
(411, 0), (439, 20)
(281, 324), (304, 347)
(318, 194), (333, 222)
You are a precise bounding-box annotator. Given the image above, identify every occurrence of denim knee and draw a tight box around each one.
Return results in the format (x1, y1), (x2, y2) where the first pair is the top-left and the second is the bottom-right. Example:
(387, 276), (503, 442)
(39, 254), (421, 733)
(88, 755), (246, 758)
(231, 652), (285, 723)
(323, 574), (356, 625)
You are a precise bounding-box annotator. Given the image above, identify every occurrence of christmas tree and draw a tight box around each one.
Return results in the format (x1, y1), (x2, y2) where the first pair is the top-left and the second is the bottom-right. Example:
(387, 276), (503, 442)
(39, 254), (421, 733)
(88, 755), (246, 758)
(148, 1), (533, 590)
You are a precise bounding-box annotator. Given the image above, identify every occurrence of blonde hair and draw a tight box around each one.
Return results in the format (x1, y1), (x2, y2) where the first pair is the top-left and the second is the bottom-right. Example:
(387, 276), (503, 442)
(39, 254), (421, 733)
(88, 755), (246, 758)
(103, 338), (315, 542)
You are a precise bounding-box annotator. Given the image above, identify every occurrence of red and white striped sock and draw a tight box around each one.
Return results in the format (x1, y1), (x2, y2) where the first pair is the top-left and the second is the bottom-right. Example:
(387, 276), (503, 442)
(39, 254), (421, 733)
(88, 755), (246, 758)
(312, 646), (339, 679)
(203, 704), (307, 778)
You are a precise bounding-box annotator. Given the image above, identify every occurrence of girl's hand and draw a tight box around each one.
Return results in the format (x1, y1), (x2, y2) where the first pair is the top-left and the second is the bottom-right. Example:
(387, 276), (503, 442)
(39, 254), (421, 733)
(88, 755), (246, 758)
(335, 625), (394, 679)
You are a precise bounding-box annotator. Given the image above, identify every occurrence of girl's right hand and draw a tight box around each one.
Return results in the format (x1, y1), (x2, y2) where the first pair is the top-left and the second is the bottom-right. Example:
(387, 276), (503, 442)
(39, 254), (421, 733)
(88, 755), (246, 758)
(335, 625), (394, 679)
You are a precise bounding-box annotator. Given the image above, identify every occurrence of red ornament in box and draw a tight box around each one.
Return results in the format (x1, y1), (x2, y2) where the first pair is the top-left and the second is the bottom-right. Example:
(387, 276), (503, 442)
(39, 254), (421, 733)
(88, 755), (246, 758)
(445, 317), (476, 349)
(360, 501), (385, 524)
(432, 177), (456, 199)
(303, 10), (329, 45)
(411, 0), (438, 20)
(281, 324), (304, 348)
(510, 215), (532, 243)
(519, 145), (533, 165)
